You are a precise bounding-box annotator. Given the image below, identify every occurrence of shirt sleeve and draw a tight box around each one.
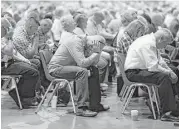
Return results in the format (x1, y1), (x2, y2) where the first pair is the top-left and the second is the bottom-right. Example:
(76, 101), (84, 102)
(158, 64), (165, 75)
(65, 38), (95, 68)
(13, 37), (29, 58)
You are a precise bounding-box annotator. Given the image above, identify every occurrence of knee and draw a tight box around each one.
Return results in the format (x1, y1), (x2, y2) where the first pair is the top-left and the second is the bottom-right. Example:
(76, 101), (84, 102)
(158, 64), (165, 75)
(97, 57), (108, 69)
(158, 73), (171, 84)
(27, 68), (40, 77)
(101, 51), (111, 62)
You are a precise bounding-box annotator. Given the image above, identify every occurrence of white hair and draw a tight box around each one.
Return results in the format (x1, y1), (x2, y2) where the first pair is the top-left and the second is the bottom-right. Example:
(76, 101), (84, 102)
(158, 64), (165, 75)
(60, 15), (75, 31)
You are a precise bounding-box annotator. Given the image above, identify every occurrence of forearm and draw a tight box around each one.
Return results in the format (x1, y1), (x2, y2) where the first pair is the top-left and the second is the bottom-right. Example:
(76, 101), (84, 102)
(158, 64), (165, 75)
(78, 53), (100, 68)
(13, 49), (27, 62)
(157, 65), (171, 75)
(99, 31), (114, 40)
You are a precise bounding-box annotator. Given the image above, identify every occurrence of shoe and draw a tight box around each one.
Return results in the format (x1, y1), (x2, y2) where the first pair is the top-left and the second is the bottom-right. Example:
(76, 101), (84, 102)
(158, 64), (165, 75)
(22, 98), (38, 106)
(98, 104), (110, 112)
(76, 109), (98, 117)
(171, 110), (179, 117)
(100, 83), (108, 91)
(36, 92), (42, 103)
(90, 104), (110, 112)
(8, 88), (21, 108)
(161, 114), (179, 122)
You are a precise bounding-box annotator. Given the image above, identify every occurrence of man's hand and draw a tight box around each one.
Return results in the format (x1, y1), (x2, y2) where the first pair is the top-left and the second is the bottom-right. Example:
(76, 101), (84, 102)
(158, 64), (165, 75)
(169, 72), (178, 84)
(92, 40), (100, 47)
(23, 59), (31, 65)
(33, 55), (41, 59)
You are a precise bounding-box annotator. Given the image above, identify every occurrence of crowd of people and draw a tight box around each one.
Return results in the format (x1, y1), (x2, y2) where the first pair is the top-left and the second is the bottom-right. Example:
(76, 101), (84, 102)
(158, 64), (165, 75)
(1, 0), (179, 121)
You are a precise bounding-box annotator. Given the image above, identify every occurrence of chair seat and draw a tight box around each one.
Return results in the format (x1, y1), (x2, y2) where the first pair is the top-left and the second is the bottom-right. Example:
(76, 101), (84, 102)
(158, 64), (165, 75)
(2, 75), (22, 78)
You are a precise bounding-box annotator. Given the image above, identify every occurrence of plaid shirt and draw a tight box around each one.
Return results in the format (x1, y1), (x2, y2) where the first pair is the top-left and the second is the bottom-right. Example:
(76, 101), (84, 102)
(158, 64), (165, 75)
(116, 32), (133, 54)
(13, 25), (34, 58)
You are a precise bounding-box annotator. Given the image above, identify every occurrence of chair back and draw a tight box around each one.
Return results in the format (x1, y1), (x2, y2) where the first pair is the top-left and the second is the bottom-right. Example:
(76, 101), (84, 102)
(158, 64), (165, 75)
(39, 50), (55, 81)
(117, 53), (132, 86)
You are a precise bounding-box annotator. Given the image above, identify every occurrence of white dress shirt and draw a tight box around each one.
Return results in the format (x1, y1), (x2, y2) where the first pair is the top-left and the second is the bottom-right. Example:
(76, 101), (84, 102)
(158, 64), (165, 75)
(124, 33), (171, 74)
(51, 18), (62, 41)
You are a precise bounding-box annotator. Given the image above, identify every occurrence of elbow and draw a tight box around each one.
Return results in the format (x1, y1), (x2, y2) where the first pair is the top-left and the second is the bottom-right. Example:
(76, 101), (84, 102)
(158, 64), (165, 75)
(77, 61), (89, 68)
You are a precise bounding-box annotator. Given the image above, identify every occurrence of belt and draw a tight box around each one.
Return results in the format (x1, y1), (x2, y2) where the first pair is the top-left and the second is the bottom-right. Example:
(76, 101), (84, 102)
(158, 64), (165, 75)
(125, 69), (146, 73)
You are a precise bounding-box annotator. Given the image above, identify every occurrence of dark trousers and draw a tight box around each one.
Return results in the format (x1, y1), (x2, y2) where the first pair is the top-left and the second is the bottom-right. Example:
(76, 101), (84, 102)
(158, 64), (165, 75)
(168, 64), (179, 96)
(30, 58), (50, 89)
(2, 61), (40, 98)
(88, 66), (101, 110)
(125, 69), (177, 114)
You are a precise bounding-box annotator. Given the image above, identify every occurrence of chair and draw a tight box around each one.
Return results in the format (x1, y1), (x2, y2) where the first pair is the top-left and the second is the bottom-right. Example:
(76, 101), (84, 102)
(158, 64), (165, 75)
(116, 53), (160, 119)
(35, 50), (76, 114)
(1, 75), (22, 109)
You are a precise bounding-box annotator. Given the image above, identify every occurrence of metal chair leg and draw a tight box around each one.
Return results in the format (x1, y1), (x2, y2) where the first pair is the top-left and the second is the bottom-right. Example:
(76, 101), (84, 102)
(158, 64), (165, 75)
(122, 85), (133, 106)
(152, 86), (160, 117)
(121, 85), (128, 101)
(67, 81), (76, 113)
(35, 81), (54, 113)
(35, 79), (76, 114)
(12, 77), (22, 110)
(146, 86), (156, 120)
(122, 86), (136, 114)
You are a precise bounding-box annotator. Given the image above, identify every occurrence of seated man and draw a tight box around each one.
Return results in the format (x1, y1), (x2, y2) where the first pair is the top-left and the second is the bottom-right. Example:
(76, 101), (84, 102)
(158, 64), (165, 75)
(13, 13), (49, 89)
(1, 17), (40, 108)
(48, 15), (109, 117)
(13, 16), (40, 59)
(124, 28), (179, 121)
(33, 18), (53, 53)
(86, 11), (115, 86)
